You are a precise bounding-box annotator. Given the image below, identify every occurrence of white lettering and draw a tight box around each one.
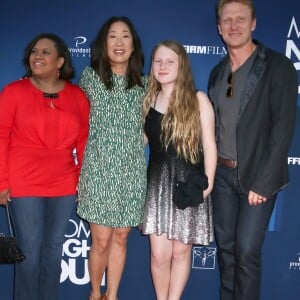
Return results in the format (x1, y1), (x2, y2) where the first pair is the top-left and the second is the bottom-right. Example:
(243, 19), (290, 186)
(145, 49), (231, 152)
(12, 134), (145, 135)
(286, 40), (300, 63)
(65, 219), (90, 239)
(74, 36), (87, 47)
(285, 41), (300, 94)
(286, 17), (300, 94)
(287, 17), (300, 39)
(60, 219), (105, 286)
(68, 48), (91, 54)
(183, 45), (227, 55)
(288, 157), (300, 165)
(289, 261), (300, 269)
(60, 258), (90, 284)
(60, 258), (106, 285)
(62, 239), (90, 258)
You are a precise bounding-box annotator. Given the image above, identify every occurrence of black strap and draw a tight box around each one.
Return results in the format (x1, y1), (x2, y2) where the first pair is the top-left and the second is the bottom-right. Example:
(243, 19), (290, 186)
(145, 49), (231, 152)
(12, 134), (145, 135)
(152, 91), (160, 109)
(5, 205), (14, 237)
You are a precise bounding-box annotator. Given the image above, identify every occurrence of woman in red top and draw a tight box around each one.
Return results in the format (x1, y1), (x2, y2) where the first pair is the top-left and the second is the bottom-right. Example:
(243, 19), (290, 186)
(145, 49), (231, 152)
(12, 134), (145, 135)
(0, 33), (89, 300)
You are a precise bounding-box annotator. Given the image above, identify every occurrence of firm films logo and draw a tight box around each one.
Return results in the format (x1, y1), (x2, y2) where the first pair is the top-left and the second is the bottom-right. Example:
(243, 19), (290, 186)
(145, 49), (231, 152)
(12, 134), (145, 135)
(286, 16), (300, 95)
(289, 253), (300, 270)
(69, 36), (91, 58)
(288, 157), (300, 165)
(184, 44), (227, 56)
(192, 246), (216, 270)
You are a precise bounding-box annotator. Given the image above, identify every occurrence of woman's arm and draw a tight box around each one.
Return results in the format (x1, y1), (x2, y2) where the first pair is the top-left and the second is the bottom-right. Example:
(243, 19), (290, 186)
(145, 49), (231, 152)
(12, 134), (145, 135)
(197, 91), (217, 199)
(0, 85), (18, 200)
(144, 133), (149, 146)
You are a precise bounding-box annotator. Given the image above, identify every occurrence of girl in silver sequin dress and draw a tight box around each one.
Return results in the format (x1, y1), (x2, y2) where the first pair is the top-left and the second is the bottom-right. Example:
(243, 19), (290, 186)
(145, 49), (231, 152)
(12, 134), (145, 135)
(142, 40), (217, 299)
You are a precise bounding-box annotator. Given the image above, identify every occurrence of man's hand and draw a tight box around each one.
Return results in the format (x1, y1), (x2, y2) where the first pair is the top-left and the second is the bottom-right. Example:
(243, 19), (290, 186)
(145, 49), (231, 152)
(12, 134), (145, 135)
(248, 190), (267, 206)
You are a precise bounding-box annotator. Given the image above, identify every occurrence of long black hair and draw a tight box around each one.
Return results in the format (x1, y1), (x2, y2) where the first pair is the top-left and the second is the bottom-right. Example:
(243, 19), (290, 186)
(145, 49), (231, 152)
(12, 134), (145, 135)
(91, 16), (144, 90)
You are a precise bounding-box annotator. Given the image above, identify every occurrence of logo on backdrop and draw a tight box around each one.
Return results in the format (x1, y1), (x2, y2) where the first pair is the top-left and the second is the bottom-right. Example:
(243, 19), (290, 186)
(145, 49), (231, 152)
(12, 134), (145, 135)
(192, 246), (216, 270)
(288, 157), (300, 165)
(286, 16), (300, 95)
(69, 36), (91, 58)
(60, 219), (91, 285)
(289, 253), (300, 270)
(60, 218), (106, 286)
(268, 157), (300, 232)
(184, 44), (227, 56)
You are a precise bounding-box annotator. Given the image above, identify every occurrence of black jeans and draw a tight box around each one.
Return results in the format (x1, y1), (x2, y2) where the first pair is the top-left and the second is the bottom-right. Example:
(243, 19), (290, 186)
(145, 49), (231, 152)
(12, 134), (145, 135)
(212, 165), (276, 300)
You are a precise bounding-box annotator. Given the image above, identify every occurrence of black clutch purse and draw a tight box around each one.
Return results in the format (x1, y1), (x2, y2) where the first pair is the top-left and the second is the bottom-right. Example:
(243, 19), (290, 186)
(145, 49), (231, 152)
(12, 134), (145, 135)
(0, 206), (25, 264)
(173, 162), (208, 210)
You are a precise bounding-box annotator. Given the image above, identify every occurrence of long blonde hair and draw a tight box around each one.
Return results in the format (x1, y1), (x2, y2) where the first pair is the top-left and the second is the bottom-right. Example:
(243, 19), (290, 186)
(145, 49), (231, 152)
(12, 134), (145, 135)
(143, 40), (201, 163)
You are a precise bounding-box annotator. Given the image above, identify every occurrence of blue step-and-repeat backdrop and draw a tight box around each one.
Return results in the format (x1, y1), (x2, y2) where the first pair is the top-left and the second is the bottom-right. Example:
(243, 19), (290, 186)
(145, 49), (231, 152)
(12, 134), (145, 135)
(0, 0), (299, 299)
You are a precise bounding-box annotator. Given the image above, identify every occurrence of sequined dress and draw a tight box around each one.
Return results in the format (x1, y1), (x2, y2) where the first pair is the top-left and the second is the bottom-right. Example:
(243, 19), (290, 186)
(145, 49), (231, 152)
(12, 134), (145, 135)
(142, 108), (214, 244)
(77, 67), (147, 227)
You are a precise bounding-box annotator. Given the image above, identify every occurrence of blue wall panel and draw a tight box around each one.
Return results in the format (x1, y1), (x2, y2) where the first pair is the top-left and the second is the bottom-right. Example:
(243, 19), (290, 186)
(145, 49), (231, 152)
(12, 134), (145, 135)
(0, 1), (299, 299)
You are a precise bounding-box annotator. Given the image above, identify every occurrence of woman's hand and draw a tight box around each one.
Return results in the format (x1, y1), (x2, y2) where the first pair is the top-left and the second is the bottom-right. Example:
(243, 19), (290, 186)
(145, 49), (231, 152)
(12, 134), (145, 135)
(203, 186), (213, 200)
(0, 189), (10, 206)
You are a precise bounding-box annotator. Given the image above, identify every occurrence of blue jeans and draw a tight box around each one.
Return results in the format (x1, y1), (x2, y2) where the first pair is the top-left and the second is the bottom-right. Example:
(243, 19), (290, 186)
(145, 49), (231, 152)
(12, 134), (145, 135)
(9, 196), (75, 300)
(212, 165), (276, 300)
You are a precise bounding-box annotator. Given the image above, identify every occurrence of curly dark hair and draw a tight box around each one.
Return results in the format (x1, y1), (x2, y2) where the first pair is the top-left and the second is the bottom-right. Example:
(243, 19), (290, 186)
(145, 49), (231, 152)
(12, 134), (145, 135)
(23, 33), (75, 81)
(91, 16), (144, 90)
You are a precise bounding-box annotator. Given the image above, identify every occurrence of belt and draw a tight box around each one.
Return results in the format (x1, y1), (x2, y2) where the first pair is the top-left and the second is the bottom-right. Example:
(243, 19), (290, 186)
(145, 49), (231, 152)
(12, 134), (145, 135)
(218, 157), (238, 169)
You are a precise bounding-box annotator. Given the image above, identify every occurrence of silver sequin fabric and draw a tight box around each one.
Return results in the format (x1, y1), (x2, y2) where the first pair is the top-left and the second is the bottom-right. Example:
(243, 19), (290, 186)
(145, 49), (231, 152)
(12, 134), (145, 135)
(77, 67), (147, 227)
(142, 108), (214, 245)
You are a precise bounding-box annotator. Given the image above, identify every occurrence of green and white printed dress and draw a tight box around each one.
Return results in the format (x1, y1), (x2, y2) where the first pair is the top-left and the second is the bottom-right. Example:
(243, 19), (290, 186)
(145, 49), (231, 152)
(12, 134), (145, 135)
(77, 66), (147, 227)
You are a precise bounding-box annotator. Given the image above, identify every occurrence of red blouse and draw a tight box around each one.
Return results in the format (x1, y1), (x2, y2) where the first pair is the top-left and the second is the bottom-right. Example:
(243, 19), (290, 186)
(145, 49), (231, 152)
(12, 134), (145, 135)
(0, 78), (90, 197)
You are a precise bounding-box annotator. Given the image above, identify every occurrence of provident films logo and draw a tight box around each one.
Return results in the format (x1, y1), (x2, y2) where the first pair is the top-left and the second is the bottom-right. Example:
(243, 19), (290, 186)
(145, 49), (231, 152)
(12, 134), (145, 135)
(289, 253), (300, 270)
(286, 17), (300, 95)
(69, 36), (91, 58)
(60, 218), (105, 286)
(192, 246), (216, 270)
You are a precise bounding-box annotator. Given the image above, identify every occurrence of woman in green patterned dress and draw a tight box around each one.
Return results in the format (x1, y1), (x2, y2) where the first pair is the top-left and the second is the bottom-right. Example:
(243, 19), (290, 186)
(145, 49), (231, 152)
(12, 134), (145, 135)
(76, 16), (147, 300)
